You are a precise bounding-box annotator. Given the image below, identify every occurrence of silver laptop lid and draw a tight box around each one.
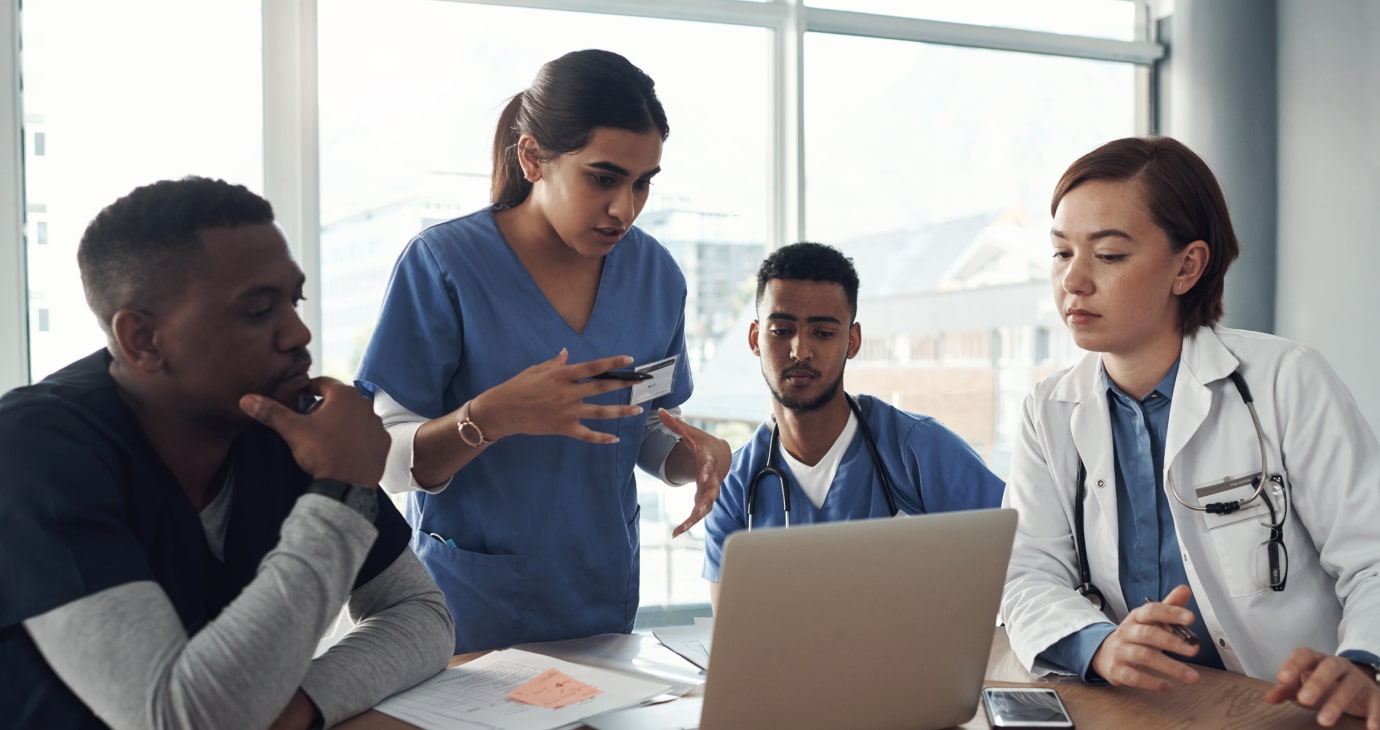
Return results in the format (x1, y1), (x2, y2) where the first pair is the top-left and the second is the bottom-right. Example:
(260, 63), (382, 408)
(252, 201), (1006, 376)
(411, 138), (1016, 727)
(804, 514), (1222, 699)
(701, 508), (1017, 730)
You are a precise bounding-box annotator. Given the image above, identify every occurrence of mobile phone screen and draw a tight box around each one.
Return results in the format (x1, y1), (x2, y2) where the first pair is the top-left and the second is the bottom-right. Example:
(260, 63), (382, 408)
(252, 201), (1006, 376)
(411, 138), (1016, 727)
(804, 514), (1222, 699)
(983, 688), (1073, 727)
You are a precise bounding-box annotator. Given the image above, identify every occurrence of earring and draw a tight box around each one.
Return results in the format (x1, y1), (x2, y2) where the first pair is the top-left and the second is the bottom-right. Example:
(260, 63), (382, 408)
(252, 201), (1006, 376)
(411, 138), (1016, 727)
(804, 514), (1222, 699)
(1175, 280), (1183, 294)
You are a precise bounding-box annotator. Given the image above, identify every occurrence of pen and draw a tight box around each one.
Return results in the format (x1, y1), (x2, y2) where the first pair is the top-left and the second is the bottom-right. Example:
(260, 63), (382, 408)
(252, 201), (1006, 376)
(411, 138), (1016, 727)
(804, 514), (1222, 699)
(1143, 597), (1199, 646)
(429, 532), (457, 548)
(592, 370), (653, 381)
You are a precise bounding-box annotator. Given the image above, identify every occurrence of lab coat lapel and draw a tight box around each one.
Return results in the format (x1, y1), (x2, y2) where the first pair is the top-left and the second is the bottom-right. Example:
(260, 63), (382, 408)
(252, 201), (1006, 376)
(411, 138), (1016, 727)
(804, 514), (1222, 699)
(1059, 355), (1124, 615)
(1165, 328), (1238, 476)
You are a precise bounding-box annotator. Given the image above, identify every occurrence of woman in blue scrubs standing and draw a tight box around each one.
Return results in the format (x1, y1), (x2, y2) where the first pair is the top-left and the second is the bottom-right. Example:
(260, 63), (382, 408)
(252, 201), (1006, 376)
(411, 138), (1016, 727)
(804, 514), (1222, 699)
(356, 49), (730, 653)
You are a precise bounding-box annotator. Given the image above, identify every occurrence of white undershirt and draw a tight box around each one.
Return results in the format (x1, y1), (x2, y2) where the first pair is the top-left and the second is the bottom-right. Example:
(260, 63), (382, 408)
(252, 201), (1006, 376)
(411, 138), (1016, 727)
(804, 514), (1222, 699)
(778, 410), (859, 509)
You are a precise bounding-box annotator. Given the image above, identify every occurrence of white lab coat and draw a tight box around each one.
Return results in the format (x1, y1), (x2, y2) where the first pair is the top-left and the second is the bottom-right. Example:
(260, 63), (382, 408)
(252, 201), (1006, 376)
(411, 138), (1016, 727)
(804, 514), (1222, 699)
(1001, 326), (1380, 680)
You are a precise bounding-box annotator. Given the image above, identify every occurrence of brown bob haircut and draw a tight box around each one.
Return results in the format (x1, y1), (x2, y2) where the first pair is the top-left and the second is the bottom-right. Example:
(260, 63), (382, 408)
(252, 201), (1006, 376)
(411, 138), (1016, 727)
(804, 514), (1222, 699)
(1051, 136), (1240, 334)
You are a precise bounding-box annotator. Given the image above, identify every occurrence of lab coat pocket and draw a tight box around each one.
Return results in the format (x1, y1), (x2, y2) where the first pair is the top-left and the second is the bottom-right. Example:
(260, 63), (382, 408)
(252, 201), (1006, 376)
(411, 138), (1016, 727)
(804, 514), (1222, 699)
(1197, 474), (1271, 597)
(414, 536), (525, 652)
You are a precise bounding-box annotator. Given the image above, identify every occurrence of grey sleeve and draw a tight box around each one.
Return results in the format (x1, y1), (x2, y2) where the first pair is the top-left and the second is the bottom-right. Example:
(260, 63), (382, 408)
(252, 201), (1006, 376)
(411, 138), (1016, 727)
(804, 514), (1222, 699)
(24, 495), (376, 730)
(300, 547), (454, 727)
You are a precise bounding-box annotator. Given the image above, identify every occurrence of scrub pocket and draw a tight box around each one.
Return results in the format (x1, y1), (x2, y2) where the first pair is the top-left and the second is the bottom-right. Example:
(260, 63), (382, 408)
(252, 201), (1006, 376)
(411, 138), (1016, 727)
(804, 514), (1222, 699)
(414, 535), (525, 652)
(1197, 473), (1275, 597)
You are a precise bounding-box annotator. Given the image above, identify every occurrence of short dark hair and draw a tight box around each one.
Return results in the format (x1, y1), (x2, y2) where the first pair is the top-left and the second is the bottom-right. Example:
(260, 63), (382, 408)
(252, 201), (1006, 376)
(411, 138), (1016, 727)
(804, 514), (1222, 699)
(1051, 136), (1239, 334)
(755, 242), (860, 319)
(491, 49), (669, 209)
(77, 176), (275, 333)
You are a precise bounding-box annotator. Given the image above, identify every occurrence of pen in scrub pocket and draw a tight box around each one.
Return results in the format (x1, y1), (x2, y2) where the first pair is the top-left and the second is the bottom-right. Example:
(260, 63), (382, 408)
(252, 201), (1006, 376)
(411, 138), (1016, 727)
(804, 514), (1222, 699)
(1143, 597), (1199, 646)
(429, 532), (457, 548)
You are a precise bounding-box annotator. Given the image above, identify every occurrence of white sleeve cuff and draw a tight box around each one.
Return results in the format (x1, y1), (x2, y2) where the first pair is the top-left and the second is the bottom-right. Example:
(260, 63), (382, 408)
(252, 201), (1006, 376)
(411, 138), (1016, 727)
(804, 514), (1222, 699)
(374, 389), (453, 494)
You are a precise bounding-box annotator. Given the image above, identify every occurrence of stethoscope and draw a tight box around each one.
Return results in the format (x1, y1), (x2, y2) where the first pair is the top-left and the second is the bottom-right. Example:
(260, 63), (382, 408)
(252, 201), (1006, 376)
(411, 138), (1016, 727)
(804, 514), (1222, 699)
(745, 393), (916, 530)
(1073, 371), (1289, 609)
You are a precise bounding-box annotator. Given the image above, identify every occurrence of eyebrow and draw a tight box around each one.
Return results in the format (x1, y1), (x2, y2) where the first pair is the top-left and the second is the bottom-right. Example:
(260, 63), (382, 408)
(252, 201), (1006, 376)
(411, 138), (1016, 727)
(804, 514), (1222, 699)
(1050, 227), (1135, 241)
(587, 161), (662, 179)
(766, 313), (844, 325)
(237, 274), (306, 301)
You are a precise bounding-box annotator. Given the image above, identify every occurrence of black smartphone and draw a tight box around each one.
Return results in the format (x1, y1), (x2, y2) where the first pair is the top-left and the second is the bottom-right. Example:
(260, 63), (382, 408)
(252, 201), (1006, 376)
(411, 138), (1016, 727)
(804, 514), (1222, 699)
(982, 687), (1074, 728)
(296, 392), (321, 414)
(592, 370), (653, 381)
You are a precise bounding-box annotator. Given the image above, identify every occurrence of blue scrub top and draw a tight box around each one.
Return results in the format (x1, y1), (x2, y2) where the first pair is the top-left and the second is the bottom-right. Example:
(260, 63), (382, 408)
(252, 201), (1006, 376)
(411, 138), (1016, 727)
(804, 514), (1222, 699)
(702, 394), (1005, 581)
(356, 208), (692, 653)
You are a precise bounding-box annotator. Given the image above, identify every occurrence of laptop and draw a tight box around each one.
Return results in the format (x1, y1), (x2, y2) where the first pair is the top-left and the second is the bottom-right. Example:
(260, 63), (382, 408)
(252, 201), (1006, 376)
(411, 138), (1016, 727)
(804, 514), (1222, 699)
(698, 508), (1018, 730)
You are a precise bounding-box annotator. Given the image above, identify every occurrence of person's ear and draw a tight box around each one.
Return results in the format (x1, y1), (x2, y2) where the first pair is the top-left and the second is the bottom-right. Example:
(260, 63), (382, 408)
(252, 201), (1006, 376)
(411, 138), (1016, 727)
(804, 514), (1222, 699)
(516, 134), (543, 183)
(110, 309), (164, 374)
(748, 320), (762, 357)
(847, 321), (862, 360)
(1174, 240), (1211, 295)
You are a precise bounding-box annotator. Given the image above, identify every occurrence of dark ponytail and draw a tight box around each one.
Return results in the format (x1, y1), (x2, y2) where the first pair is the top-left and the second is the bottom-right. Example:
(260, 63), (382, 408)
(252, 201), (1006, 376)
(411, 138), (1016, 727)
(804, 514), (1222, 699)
(490, 93), (528, 210)
(489, 49), (669, 209)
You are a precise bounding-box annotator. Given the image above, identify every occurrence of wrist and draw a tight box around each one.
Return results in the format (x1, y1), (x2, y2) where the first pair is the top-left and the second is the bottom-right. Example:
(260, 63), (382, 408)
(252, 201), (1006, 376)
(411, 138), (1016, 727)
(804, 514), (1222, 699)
(1350, 659), (1380, 684)
(457, 396), (500, 447)
(305, 478), (379, 524)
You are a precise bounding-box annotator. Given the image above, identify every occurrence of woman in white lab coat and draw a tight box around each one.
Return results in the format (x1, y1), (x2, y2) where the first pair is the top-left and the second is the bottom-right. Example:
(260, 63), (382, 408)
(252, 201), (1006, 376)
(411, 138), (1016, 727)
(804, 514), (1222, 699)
(1000, 136), (1380, 726)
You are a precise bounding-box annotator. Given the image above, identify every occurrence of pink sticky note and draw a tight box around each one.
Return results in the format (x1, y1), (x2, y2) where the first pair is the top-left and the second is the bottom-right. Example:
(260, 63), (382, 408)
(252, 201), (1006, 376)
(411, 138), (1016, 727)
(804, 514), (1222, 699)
(507, 668), (603, 710)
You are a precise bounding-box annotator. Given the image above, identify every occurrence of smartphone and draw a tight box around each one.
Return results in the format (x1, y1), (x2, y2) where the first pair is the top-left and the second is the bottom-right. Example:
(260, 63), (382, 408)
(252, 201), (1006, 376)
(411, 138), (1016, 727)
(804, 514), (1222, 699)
(982, 687), (1074, 728)
(592, 370), (653, 381)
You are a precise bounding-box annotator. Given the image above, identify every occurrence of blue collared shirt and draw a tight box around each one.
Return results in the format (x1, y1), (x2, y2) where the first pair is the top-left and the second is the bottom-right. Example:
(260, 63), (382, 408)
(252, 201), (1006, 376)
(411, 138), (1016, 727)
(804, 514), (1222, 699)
(1039, 359), (1225, 679)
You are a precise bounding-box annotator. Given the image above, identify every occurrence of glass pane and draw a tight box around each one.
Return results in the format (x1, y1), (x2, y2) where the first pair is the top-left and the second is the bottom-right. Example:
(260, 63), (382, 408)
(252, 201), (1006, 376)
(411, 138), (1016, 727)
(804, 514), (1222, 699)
(804, 33), (1136, 477)
(20, 0), (263, 382)
(319, 0), (772, 614)
(808, 0), (1138, 41)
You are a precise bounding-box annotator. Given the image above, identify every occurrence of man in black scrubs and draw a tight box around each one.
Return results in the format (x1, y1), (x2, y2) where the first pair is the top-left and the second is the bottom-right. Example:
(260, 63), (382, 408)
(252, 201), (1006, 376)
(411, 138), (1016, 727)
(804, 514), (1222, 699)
(0, 177), (454, 729)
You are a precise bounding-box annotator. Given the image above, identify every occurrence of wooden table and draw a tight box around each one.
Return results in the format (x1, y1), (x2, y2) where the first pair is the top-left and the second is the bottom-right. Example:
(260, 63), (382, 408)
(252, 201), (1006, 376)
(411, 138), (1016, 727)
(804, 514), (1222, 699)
(342, 629), (1365, 729)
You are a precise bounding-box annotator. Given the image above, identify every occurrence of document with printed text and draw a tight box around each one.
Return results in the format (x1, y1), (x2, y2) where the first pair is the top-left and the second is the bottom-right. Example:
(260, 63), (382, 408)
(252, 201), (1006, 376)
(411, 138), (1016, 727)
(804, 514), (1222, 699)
(374, 648), (671, 730)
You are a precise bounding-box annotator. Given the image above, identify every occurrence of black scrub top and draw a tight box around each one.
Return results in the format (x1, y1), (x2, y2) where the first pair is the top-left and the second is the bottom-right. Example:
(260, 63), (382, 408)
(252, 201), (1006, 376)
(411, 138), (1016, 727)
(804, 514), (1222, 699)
(0, 350), (411, 730)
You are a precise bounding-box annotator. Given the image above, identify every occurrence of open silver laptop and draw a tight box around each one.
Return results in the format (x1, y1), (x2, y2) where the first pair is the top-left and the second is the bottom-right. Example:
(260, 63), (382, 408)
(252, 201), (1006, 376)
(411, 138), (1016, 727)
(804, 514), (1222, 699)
(699, 508), (1018, 730)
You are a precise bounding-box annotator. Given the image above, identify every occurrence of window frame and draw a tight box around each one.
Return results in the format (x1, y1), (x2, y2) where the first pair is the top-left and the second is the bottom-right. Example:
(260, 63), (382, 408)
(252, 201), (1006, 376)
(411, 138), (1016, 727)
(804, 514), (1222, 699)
(0, 0), (1163, 620)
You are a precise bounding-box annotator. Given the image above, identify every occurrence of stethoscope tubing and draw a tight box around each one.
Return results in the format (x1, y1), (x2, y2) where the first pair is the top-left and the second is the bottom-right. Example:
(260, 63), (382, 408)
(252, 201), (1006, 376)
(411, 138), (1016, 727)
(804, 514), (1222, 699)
(746, 393), (911, 530)
(1072, 369), (1287, 603)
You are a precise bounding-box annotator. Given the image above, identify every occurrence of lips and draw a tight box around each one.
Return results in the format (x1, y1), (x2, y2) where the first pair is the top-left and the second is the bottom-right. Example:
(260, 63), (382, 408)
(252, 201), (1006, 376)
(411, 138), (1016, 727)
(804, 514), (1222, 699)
(273, 357), (313, 393)
(781, 367), (820, 385)
(1065, 308), (1100, 325)
(593, 226), (627, 245)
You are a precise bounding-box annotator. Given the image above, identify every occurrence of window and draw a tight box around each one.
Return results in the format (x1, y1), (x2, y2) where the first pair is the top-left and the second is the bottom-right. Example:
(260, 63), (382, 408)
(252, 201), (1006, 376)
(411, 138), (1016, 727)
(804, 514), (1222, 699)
(318, 0), (771, 615)
(805, 33), (1135, 475)
(19, 0), (263, 381)
(9, 0), (1154, 624)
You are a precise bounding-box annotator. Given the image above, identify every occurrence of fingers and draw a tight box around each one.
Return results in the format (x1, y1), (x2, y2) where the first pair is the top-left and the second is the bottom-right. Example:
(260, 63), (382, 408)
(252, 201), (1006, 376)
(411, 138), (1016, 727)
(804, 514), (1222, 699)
(1134, 598), (1199, 656)
(1268, 650), (1380, 726)
(566, 354), (635, 380)
(1161, 584), (1193, 607)
(673, 500), (713, 538)
(239, 393), (301, 435)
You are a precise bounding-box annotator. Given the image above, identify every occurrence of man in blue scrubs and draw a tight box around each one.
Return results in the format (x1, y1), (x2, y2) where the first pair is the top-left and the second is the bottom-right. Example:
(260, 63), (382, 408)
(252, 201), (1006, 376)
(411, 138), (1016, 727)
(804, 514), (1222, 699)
(0, 177), (453, 729)
(702, 242), (1005, 609)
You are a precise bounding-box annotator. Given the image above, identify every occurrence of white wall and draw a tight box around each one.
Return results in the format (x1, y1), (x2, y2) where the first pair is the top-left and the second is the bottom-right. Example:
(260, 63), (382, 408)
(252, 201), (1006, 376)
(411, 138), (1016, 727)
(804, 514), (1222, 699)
(1276, 0), (1380, 432)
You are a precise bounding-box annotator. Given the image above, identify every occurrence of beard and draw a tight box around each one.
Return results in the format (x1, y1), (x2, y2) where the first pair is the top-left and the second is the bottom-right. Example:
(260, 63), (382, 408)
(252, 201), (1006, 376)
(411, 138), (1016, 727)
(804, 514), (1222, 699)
(766, 367), (844, 412)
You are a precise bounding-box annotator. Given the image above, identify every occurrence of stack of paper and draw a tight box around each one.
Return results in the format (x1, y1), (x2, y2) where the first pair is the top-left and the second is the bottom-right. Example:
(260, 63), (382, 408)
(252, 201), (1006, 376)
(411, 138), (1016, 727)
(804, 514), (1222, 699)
(375, 649), (672, 730)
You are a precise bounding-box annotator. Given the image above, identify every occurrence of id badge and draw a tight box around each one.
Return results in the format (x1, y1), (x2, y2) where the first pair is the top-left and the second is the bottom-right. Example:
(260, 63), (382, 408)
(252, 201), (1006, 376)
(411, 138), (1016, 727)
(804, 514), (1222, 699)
(629, 355), (677, 405)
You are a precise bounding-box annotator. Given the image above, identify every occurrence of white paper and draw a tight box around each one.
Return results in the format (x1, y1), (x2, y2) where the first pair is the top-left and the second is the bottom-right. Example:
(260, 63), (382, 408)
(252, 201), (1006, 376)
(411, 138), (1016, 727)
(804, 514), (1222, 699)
(374, 649), (671, 730)
(651, 624), (711, 671)
(630, 356), (677, 405)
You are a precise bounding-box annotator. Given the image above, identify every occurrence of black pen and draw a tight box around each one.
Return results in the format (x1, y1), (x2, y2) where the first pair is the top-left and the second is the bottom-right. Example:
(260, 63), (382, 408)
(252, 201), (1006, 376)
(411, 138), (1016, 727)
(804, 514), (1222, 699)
(1143, 597), (1199, 646)
(592, 370), (653, 381)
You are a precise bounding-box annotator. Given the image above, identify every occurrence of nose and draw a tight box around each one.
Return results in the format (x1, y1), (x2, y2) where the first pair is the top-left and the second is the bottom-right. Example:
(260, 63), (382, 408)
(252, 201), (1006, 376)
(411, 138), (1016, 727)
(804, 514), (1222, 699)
(279, 302), (313, 351)
(608, 184), (636, 225)
(790, 334), (813, 363)
(1059, 254), (1092, 296)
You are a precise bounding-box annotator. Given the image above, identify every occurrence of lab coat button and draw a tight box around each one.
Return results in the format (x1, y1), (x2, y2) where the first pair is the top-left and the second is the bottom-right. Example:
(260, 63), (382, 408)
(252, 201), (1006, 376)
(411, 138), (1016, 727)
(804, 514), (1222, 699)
(1096, 479), (1105, 488)
(1219, 638), (1228, 648)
